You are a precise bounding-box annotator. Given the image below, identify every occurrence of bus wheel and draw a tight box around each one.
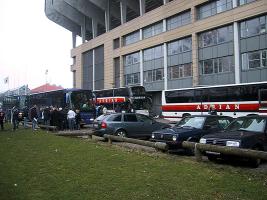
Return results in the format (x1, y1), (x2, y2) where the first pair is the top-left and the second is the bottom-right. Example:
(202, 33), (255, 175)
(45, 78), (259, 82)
(116, 129), (127, 138)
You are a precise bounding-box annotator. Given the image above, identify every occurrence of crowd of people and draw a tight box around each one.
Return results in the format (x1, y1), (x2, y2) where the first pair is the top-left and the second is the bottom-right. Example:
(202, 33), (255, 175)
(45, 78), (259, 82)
(0, 105), (82, 132)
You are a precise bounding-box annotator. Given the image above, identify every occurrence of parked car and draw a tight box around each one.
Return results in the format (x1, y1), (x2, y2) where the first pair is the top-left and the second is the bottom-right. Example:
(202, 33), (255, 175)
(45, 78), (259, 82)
(94, 113), (171, 139)
(151, 115), (233, 150)
(200, 115), (267, 167)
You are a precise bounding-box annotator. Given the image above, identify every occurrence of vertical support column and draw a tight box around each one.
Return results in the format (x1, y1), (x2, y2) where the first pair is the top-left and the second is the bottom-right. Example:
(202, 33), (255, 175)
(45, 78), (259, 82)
(140, 29), (143, 40)
(163, 19), (167, 32)
(192, 33), (199, 87)
(120, 0), (127, 24)
(163, 0), (169, 5)
(92, 49), (95, 90)
(234, 22), (241, 84)
(105, 0), (110, 32)
(140, 50), (144, 86)
(163, 43), (168, 90)
(92, 19), (98, 38)
(72, 32), (76, 48)
(232, 0), (238, 8)
(139, 0), (145, 16)
(81, 17), (86, 44)
(120, 56), (124, 87)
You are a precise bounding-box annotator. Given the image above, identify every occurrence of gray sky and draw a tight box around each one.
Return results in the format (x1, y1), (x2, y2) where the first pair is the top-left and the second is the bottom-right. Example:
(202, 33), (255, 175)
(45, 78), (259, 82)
(0, 0), (74, 92)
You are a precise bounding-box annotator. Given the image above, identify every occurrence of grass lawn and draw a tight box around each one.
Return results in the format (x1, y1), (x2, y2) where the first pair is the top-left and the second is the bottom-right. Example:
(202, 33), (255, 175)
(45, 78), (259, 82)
(0, 125), (267, 200)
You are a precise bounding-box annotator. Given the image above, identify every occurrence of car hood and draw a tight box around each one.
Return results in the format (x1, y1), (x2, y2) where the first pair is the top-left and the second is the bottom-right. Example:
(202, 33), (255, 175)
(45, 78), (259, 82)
(153, 126), (202, 136)
(203, 130), (261, 140)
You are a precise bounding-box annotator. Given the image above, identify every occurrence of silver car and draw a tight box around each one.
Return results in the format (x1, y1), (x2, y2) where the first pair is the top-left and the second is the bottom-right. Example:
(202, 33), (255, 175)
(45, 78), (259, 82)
(94, 113), (170, 139)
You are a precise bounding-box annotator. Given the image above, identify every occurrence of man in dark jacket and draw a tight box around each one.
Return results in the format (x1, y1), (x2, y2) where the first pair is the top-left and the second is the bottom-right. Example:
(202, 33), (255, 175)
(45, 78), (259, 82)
(0, 109), (5, 131)
(11, 106), (19, 131)
(75, 109), (81, 130)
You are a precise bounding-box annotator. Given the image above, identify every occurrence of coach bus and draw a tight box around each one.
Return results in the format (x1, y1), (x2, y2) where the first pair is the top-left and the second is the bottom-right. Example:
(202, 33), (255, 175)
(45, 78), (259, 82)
(162, 82), (267, 121)
(94, 86), (151, 116)
(26, 89), (95, 124)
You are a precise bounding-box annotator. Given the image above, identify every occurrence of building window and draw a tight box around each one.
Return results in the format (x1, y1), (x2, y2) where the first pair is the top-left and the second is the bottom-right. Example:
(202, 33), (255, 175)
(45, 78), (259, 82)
(143, 45), (163, 62)
(239, 0), (257, 6)
(125, 73), (140, 85)
(168, 63), (192, 80)
(143, 21), (163, 39)
(144, 68), (164, 83)
(124, 52), (140, 66)
(198, 0), (233, 20)
(198, 25), (233, 48)
(113, 38), (120, 49)
(167, 10), (191, 31)
(240, 15), (267, 38)
(242, 50), (267, 70)
(200, 56), (233, 75)
(123, 31), (140, 46)
(167, 37), (192, 56)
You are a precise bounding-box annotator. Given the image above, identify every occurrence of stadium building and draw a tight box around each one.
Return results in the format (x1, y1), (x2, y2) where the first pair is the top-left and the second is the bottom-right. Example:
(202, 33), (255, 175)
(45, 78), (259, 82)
(45, 0), (267, 115)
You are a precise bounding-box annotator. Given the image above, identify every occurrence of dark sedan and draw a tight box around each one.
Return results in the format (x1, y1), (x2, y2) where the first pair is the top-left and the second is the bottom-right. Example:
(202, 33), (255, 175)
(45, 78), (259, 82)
(94, 113), (171, 139)
(200, 115), (267, 167)
(151, 115), (233, 150)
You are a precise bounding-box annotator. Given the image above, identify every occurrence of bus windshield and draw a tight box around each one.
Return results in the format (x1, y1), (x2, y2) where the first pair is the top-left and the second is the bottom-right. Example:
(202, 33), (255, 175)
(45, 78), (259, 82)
(71, 91), (93, 112)
(131, 98), (150, 110)
(130, 86), (146, 96)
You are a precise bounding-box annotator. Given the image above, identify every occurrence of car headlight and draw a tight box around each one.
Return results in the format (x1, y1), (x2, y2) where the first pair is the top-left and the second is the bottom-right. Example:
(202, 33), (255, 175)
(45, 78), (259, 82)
(151, 133), (155, 139)
(226, 141), (240, 147)
(172, 135), (177, 141)
(199, 138), (206, 144)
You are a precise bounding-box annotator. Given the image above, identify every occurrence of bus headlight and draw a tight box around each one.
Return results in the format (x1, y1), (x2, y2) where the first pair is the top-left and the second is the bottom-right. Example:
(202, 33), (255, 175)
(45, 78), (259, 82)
(199, 138), (206, 144)
(151, 133), (155, 139)
(226, 141), (240, 147)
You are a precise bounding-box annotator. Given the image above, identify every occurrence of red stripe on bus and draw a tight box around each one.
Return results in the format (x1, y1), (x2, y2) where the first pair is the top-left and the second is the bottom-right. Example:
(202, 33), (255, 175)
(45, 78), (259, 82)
(96, 97), (126, 104)
(162, 103), (260, 112)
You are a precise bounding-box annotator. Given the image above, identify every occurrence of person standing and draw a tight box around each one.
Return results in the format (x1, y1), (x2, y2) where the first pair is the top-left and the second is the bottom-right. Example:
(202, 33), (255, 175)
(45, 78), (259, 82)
(11, 106), (19, 131)
(0, 109), (5, 131)
(75, 109), (81, 130)
(22, 106), (29, 129)
(67, 108), (76, 131)
(30, 105), (38, 131)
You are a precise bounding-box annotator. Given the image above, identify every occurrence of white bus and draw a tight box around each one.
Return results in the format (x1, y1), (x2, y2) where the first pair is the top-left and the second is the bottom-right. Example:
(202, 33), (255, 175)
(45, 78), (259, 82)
(162, 82), (267, 121)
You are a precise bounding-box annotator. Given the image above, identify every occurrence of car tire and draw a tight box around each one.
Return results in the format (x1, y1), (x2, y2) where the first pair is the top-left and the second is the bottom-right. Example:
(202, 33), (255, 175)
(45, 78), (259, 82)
(115, 129), (127, 137)
(249, 147), (261, 168)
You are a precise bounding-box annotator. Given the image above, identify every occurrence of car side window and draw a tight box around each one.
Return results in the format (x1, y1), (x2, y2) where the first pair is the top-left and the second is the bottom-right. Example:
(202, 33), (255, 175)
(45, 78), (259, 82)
(218, 118), (232, 129)
(204, 118), (218, 128)
(136, 114), (152, 123)
(107, 115), (121, 122)
(124, 114), (138, 122)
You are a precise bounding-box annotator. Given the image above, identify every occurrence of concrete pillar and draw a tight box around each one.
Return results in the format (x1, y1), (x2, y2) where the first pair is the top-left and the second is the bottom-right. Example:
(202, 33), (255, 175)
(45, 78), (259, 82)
(120, 56), (124, 86)
(163, 0), (169, 5)
(81, 17), (86, 43)
(92, 49), (95, 90)
(163, 19), (167, 32)
(192, 33), (199, 87)
(140, 50), (144, 86)
(92, 19), (98, 38)
(105, 0), (110, 32)
(234, 22), (240, 84)
(163, 43), (168, 90)
(120, 0), (127, 24)
(72, 32), (76, 48)
(140, 29), (143, 40)
(232, 0), (238, 8)
(139, 0), (145, 16)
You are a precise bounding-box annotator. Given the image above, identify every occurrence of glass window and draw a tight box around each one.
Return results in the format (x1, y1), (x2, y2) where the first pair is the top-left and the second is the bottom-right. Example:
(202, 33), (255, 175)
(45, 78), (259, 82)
(143, 21), (163, 39)
(202, 59), (213, 74)
(124, 114), (138, 122)
(144, 45), (163, 61)
(144, 68), (164, 82)
(201, 56), (232, 74)
(167, 11), (191, 31)
(123, 31), (140, 46)
(124, 52), (140, 66)
(239, 0), (256, 6)
(241, 15), (267, 38)
(167, 37), (192, 56)
(168, 63), (192, 80)
(242, 50), (267, 70)
(125, 73), (140, 86)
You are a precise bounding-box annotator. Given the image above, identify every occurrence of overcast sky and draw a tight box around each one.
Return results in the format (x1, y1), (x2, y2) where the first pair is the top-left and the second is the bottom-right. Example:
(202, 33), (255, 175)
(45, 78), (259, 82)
(0, 0), (74, 92)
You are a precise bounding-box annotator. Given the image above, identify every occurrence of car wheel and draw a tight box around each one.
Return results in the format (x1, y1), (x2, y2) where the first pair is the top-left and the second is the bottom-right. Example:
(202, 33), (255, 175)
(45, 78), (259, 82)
(249, 147), (261, 168)
(116, 129), (127, 137)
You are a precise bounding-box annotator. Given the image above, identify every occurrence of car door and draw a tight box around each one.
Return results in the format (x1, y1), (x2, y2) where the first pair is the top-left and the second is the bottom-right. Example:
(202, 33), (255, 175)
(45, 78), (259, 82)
(136, 114), (154, 137)
(123, 114), (142, 137)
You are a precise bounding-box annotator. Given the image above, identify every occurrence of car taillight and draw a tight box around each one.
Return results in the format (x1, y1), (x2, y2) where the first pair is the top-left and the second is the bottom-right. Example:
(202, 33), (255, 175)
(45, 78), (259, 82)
(101, 122), (107, 129)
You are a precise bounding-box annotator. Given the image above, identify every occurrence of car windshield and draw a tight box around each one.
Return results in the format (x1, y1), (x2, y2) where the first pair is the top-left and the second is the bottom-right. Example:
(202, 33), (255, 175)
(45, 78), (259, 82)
(226, 117), (266, 133)
(176, 117), (206, 129)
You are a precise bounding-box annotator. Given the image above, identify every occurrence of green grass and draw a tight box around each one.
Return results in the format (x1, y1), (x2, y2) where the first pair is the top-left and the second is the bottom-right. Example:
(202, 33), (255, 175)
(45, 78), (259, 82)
(0, 125), (267, 200)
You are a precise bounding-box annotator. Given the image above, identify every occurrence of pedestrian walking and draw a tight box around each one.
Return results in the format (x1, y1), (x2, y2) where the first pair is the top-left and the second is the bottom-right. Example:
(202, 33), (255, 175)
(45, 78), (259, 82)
(11, 106), (19, 131)
(67, 108), (76, 131)
(30, 105), (38, 131)
(0, 109), (5, 131)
